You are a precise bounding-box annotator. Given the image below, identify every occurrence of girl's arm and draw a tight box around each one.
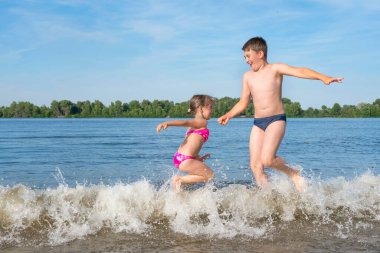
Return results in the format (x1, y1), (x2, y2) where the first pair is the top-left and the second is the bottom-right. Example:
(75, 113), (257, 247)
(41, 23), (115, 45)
(156, 118), (206, 133)
(274, 63), (344, 85)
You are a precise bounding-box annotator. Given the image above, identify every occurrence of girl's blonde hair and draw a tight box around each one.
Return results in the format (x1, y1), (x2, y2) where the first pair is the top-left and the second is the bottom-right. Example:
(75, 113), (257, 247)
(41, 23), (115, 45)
(187, 95), (214, 114)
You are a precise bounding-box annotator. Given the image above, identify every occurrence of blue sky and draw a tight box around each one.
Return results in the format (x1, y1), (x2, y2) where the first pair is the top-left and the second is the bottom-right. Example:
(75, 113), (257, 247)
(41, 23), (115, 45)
(0, 0), (379, 109)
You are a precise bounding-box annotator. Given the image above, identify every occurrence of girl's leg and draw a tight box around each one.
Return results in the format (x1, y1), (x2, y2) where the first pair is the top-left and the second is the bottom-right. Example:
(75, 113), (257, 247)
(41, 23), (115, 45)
(173, 159), (214, 189)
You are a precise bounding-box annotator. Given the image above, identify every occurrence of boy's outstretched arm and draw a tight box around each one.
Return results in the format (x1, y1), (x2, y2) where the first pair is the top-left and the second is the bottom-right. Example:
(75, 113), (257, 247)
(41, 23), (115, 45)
(218, 74), (251, 125)
(275, 63), (344, 85)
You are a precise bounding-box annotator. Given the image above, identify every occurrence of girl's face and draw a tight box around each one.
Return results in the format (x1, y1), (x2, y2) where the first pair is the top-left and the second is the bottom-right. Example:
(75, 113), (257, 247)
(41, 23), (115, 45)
(200, 103), (213, 120)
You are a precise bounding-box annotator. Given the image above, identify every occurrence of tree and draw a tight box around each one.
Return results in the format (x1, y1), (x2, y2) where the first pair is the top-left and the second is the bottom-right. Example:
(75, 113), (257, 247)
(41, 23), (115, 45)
(285, 102), (302, 117)
(282, 98), (292, 105)
(109, 100), (124, 117)
(51, 100), (63, 117)
(371, 99), (380, 117)
(1, 106), (12, 117)
(357, 103), (371, 117)
(92, 100), (105, 117)
(10, 101), (36, 118)
(341, 105), (358, 117)
(77, 101), (92, 117)
(102, 107), (110, 117)
(321, 105), (330, 117)
(59, 100), (74, 117)
(129, 100), (141, 110)
(141, 100), (154, 117)
(304, 107), (315, 117)
(331, 103), (342, 117)
(168, 102), (188, 117)
(40, 105), (53, 117)
(0, 97), (379, 118)
(122, 102), (129, 115)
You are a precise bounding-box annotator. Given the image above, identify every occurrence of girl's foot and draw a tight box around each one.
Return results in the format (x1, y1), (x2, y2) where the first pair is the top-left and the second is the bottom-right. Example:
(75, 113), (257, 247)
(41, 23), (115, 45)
(171, 176), (182, 191)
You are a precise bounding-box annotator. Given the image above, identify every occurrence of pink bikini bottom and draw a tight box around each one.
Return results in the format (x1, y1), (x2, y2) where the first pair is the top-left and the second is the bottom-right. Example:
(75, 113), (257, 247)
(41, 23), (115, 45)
(173, 152), (195, 169)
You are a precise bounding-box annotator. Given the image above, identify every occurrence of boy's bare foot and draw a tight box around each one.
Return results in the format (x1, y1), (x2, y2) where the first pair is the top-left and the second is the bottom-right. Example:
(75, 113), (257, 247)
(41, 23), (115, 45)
(171, 176), (182, 191)
(291, 171), (306, 193)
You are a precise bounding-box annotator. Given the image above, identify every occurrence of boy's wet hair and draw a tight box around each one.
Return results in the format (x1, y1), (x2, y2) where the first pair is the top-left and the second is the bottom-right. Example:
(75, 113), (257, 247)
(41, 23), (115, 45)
(242, 37), (267, 59)
(188, 95), (214, 114)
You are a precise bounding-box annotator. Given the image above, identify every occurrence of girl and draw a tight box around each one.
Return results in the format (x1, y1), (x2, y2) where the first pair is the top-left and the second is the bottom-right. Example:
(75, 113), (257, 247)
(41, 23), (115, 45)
(156, 95), (215, 190)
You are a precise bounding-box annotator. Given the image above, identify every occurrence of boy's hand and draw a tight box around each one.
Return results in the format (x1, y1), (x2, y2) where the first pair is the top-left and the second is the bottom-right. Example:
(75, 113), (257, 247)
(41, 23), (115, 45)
(217, 114), (230, 126)
(323, 77), (344, 85)
(156, 123), (168, 133)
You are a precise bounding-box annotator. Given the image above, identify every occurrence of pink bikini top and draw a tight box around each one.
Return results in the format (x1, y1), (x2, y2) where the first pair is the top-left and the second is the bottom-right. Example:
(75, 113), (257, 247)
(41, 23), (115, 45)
(186, 128), (209, 142)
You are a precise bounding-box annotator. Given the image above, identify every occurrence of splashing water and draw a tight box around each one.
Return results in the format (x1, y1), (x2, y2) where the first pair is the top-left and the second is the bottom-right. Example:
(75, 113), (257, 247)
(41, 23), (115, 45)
(1, 171), (379, 248)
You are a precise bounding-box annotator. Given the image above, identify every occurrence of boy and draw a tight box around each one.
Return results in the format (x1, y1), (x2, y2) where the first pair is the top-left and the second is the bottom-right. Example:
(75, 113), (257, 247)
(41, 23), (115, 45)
(217, 37), (343, 192)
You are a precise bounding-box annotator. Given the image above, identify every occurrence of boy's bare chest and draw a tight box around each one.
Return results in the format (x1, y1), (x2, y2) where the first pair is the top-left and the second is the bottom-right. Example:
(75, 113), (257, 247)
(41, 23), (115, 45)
(247, 71), (280, 91)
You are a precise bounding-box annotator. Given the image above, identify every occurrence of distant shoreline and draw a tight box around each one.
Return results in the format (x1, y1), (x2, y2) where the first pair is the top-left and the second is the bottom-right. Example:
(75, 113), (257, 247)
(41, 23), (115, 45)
(1, 97), (379, 118)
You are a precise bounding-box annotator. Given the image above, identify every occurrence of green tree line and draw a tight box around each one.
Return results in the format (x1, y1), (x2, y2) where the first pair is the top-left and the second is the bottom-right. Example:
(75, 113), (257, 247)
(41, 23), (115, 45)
(0, 98), (379, 118)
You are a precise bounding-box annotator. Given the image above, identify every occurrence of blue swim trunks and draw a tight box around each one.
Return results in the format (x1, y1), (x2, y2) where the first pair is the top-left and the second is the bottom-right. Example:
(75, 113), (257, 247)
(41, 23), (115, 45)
(253, 113), (286, 131)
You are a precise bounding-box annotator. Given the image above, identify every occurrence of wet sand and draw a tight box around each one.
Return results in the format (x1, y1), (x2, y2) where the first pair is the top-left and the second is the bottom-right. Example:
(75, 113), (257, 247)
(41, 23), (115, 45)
(3, 222), (380, 253)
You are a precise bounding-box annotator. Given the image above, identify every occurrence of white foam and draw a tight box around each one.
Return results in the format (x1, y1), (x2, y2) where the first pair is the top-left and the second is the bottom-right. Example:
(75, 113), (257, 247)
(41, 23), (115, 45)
(0, 171), (379, 246)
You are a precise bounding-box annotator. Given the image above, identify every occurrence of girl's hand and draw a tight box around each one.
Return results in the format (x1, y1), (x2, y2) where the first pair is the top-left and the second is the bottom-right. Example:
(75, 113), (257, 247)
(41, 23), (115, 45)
(323, 77), (344, 85)
(199, 153), (211, 161)
(156, 123), (168, 133)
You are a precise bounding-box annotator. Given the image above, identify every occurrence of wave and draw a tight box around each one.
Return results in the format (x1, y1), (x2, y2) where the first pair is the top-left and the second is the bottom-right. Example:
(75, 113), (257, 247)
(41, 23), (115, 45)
(1, 171), (379, 247)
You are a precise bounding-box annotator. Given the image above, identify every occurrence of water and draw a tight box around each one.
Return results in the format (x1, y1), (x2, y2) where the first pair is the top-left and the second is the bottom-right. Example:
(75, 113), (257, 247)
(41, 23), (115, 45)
(0, 118), (379, 252)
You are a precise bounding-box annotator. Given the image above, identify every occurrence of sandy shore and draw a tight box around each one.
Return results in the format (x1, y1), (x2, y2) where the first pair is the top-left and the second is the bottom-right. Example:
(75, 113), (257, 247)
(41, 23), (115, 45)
(2, 222), (380, 253)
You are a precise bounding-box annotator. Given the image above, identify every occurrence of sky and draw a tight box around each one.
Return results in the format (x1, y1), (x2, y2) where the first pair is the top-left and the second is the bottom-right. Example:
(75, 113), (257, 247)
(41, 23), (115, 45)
(0, 0), (379, 109)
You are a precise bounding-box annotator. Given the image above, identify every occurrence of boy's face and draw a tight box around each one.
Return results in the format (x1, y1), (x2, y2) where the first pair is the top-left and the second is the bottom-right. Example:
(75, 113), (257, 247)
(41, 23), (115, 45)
(243, 49), (265, 72)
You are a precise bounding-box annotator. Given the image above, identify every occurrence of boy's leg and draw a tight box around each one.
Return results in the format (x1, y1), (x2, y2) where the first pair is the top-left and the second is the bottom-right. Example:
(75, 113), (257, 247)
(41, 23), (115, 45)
(249, 125), (268, 187)
(260, 120), (305, 192)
